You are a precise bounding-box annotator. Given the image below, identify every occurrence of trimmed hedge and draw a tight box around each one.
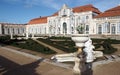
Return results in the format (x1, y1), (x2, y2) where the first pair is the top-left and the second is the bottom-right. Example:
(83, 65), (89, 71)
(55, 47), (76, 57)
(37, 38), (77, 53)
(11, 39), (56, 54)
(0, 35), (10, 44)
(0, 36), (118, 54)
(0, 36), (56, 54)
(38, 37), (118, 54)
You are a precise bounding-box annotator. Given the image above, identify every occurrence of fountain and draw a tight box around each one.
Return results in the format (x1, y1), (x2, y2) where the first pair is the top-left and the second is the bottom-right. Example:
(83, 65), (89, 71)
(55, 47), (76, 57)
(51, 27), (103, 75)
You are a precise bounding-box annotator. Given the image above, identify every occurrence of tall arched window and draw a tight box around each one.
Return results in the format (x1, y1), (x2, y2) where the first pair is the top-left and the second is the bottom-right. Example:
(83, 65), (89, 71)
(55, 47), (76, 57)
(63, 22), (67, 34)
(111, 24), (116, 34)
(107, 22), (110, 33)
(98, 25), (102, 34)
(18, 28), (20, 34)
(86, 25), (89, 34)
(12, 28), (15, 34)
(117, 22), (120, 33)
(8, 28), (10, 34)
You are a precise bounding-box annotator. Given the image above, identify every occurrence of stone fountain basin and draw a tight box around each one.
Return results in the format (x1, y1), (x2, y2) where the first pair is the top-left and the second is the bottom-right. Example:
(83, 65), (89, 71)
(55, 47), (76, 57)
(71, 34), (89, 47)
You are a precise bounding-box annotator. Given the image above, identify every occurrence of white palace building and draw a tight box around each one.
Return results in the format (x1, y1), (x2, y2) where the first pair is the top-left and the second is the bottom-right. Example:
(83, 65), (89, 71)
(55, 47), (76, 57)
(1, 4), (120, 39)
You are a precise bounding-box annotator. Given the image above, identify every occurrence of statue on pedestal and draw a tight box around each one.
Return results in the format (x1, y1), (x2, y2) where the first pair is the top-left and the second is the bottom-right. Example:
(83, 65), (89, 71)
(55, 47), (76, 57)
(83, 38), (95, 69)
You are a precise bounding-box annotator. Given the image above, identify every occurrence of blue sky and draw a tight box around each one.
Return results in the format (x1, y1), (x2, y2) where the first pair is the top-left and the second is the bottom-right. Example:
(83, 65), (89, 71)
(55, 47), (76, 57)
(0, 0), (120, 24)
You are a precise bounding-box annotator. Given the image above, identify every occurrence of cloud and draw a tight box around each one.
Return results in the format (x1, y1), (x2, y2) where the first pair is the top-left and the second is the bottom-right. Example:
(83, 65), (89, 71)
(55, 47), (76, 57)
(2, 0), (120, 11)
(41, 0), (61, 10)
(24, 0), (76, 10)
(2, 0), (61, 10)
(23, 0), (61, 10)
(93, 0), (120, 11)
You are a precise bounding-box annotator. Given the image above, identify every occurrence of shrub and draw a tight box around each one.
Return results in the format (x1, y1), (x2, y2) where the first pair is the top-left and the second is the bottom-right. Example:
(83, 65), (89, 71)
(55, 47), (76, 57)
(94, 44), (101, 49)
(102, 39), (117, 54)
(0, 35), (10, 44)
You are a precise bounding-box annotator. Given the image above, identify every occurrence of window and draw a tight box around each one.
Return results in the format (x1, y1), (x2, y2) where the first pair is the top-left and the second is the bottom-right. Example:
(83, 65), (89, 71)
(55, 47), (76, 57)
(86, 25), (89, 34)
(18, 28), (20, 34)
(111, 24), (116, 34)
(62, 9), (67, 17)
(8, 28), (10, 34)
(103, 23), (106, 33)
(106, 22), (110, 33)
(117, 22), (120, 33)
(12, 28), (14, 34)
(98, 25), (102, 34)
(86, 25), (89, 31)
(86, 16), (89, 19)
(102, 22), (110, 33)
(71, 27), (74, 34)
(63, 22), (67, 34)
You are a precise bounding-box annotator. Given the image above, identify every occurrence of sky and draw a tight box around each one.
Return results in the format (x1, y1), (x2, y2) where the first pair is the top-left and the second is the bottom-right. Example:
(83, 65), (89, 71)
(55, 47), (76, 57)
(0, 0), (120, 24)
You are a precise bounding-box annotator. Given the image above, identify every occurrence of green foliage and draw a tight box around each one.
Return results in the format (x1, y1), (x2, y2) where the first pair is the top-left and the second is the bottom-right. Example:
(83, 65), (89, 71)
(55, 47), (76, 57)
(11, 39), (56, 54)
(0, 35), (10, 44)
(37, 37), (119, 54)
(94, 44), (101, 49)
(76, 25), (85, 34)
(102, 39), (117, 54)
(0, 35), (119, 54)
(37, 38), (77, 53)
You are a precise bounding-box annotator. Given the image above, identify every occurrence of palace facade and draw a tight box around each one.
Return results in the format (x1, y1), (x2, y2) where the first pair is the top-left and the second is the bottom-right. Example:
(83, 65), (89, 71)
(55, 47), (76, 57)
(0, 23), (26, 36)
(1, 4), (120, 38)
(27, 4), (101, 36)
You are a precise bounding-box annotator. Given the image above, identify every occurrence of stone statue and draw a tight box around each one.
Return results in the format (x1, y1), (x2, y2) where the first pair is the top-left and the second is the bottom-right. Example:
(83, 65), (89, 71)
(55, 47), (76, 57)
(83, 38), (95, 63)
(83, 38), (95, 70)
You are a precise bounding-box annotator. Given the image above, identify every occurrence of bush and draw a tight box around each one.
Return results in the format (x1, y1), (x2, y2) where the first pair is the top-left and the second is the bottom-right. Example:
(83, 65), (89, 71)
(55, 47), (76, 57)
(102, 39), (117, 54)
(94, 44), (101, 49)
(0, 35), (10, 44)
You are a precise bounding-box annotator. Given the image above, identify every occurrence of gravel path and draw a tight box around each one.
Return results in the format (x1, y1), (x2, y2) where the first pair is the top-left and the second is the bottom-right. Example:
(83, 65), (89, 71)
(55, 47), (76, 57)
(0, 46), (73, 75)
(0, 45), (120, 75)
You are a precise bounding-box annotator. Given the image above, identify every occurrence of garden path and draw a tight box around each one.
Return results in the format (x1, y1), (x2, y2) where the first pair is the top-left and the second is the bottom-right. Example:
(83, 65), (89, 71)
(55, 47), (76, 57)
(0, 45), (73, 75)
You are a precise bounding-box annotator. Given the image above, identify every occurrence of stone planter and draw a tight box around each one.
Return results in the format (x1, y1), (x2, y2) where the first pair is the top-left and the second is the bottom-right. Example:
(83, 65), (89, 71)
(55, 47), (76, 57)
(71, 34), (89, 47)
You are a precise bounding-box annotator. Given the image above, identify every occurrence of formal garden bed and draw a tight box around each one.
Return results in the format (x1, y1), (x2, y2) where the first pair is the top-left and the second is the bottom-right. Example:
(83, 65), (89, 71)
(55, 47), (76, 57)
(37, 37), (77, 53)
(0, 35), (120, 54)
(38, 36), (120, 54)
(0, 35), (56, 54)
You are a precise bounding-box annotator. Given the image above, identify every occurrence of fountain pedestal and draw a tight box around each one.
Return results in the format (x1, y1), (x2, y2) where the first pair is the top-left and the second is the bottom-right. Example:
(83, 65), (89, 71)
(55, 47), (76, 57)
(71, 34), (89, 75)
